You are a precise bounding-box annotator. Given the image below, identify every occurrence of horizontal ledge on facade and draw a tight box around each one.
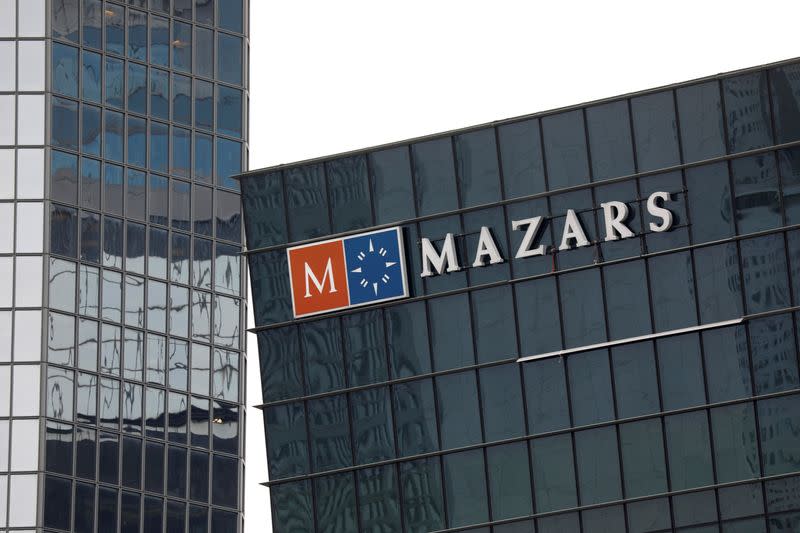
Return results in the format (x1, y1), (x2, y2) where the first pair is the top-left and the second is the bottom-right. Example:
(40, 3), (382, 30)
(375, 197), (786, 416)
(517, 318), (744, 363)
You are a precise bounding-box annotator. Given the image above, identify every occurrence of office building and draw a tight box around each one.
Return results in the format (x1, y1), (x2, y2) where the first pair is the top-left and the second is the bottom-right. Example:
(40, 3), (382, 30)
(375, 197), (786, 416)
(240, 58), (800, 532)
(0, 0), (248, 531)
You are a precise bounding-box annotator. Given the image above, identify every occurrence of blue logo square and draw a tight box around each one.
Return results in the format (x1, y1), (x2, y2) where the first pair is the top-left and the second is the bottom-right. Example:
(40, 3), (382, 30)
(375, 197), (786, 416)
(344, 228), (407, 306)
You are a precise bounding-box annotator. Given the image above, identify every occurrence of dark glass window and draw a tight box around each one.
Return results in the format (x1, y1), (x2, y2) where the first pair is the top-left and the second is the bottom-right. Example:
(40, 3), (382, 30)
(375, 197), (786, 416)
(741, 233), (790, 314)
(343, 310), (387, 387)
(81, 157), (101, 209)
(99, 431), (119, 484)
(98, 486), (118, 532)
(51, 204), (78, 257)
(104, 56), (124, 108)
(666, 411), (714, 490)
(53, 42), (79, 97)
(76, 426), (97, 479)
(150, 121), (169, 173)
(568, 349), (614, 425)
(758, 394), (800, 475)
(542, 110), (589, 189)
(150, 14), (169, 66)
(240, 171), (286, 248)
(126, 169), (146, 221)
(82, 50), (102, 102)
(127, 116), (147, 168)
(308, 394), (352, 470)
(686, 161), (734, 243)
(104, 3), (124, 54)
(51, 150), (78, 204)
(120, 491), (141, 533)
(648, 251), (697, 331)
(560, 269), (606, 348)
(216, 137), (242, 189)
(82, 0), (101, 48)
(356, 466), (401, 533)
(44, 476), (72, 530)
(217, 85), (243, 138)
(524, 357), (569, 433)
(771, 64), (800, 144)
(195, 132), (213, 183)
(400, 458), (445, 532)
(412, 138), (458, 216)
(575, 426), (622, 505)
(265, 402), (308, 480)
(694, 243), (743, 323)
(487, 442), (532, 520)
(369, 147), (416, 224)
(619, 419), (668, 497)
(171, 179), (191, 230)
(471, 285), (517, 363)
(498, 119), (546, 198)
(612, 341), (660, 418)
(218, 33), (243, 84)
(218, 0), (243, 32)
(195, 78), (214, 131)
(711, 403), (760, 483)
(429, 293), (474, 371)
(172, 126), (191, 177)
(301, 318), (345, 394)
(750, 314), (798, 394)
(145, 441), (165, 493)
(103, 109), (124, 162)
(455, 128), (501, 207)
(703, 324), (752, 403)
(128, 9), (147, 60)
(195, 26), (214, 78)
(104, 163), (124, 215)
(327, 155), (372, 232)
(190, 450), (210, 502)
(677, 81), (726, 162)
(586, 100), (635, 180)
(386, 301), (431, 378)
(212, 454), (239, 508)
(351, 387), (395, 463)
(122, 437), (142, 489)
(603, 260), (652, 339)
(480, 363), (525, 440)
(532, 434), (577, 512)
(148, 173), (168, 225)
(167, 445), (187, 498)
(193, 185), (213, 235)
(173, 73), (192, 125)
(150, 67), (169, 120)
(731, 153), (781, 234)
(516, 277), (561, 356)
(393, 378), (438, 456)
(443, 449), (488, 528)
(196, 0), (214, 24)
(172, 20), (192, 72)
(75, 482), (95, 532)
(285, 164), (329, 240)
(657, 333), (706, 410)
(143, 496), (163, 532)
(52, 96), (79, 150)
(724, 72), (773, 152)
(631, 91), (680, 171)
(436, 371), (481, 449)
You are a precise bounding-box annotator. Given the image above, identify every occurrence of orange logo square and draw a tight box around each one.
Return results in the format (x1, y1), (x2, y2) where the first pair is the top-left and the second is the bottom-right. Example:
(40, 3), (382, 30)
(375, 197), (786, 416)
(287, 240), (349, 318)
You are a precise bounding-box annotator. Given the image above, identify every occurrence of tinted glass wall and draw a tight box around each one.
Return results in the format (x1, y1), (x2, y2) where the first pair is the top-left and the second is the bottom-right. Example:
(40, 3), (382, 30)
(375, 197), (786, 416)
(0, 0), (249, 531)
(242, 59), (800, 533)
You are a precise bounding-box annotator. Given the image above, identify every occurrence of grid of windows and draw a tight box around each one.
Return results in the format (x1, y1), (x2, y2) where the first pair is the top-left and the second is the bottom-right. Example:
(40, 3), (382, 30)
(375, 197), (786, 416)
(241, 59), (800, 533)
(2, 0), (248, 531)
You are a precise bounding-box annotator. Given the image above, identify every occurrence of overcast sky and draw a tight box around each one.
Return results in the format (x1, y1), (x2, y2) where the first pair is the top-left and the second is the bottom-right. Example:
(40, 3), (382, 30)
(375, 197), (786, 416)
(244, 1), (800, 531)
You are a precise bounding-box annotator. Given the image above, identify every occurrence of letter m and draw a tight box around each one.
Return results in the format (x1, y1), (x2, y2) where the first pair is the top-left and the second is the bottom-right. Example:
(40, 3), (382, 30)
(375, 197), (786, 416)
(304, 258), (337, 298)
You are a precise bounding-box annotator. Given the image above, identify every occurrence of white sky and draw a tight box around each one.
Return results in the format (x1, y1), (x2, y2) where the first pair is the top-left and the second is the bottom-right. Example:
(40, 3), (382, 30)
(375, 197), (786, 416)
(244, 1), (800, 531)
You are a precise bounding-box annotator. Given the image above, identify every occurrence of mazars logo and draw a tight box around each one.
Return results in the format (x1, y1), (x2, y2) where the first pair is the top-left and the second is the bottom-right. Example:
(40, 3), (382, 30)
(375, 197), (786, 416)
(287, 227), (409, 318)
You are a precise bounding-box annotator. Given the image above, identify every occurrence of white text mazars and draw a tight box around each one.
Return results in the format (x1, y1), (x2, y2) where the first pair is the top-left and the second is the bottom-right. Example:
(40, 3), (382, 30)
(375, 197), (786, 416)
(420, 191), (674, 278)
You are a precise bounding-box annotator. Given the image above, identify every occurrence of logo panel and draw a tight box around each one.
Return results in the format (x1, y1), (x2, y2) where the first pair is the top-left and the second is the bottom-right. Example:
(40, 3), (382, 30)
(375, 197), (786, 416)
(287, 227), (408, 318)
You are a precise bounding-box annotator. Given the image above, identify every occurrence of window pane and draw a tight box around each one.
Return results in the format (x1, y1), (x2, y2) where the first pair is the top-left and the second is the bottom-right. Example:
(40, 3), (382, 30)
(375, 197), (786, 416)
(631, 91), (680, 171)
(542, 109), (589, 189)
(586, 100), (635, 180)
(429, 294), (474, 371)
(657, 333), (706, 410)
(560, 269), (606, 348)
(603, 260), (652, 339)
(351, 387), (394, 463)
(412, 138), (458, 216)
(217, 33), (242, 84)
(619, 419), (667, 497)
(369, 147), (415, 224)
(648, 251), (697, 331)
(711, 403), (759, 483)
(308, 395), (352, 471)
(532, 434), (577, 512)
(677, 81), (726, 162)
(443, 449), (488, 528)
(498, 118), (546, 198)
(612, 341), (659, 418)
(455, 128), (501, 207)
(575, 426), (621, 505)
(216, 85), (242, 138)
(694, 243), (743, 323)
(436, 371), (481, 449)
(665, 411), (714, 490)
(731, 153), (781, 234)
(393, 378), (438, 457)
(724, 72), (773, 152)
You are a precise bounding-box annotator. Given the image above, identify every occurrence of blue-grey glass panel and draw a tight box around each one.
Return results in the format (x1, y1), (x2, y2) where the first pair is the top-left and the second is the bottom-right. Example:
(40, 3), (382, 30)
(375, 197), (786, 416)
(168, 392), (188, 443)
(498, 119), (546, 198)
(149, 173), (169, 225)
(240, 171), (286, 248)
(191, 290), (212, 342)
(486, 442), (532, 520)
(471, 285), (516, 364)
(83, 106), (102, 160)
(104, 163), (124, 215)
(694, 242), (743, 323)
(148, 226), (168, 279)
(151, 122), (169, 174)
(145, 387), (166, 440)
(78, 320), (99, 372)
(711, 403), (760, 483)
(146, 333), (166, 385)
(582, 506), (626, 533)
(677, 81), (726, 162)
(170, 285), (189, 338)
(666, 411), (714, 490)
(173, 73), (192, 125)
(218, 0), (243, 32)
(122, 382), (143, 433)
(327, 155), (372, 232)
(443, 449), (488, 528)
(265, 402), (309, 479)
(104, 56), (124, 108)
(195, 26), (214, 78)
(673, 490), (718, 528)
(167, 445), (187, 498)
(195, 0), (214, 23)
(455, 128), (501, 207)
(429, 293), (474, 371)
(357, 465), (401, 533)
(79, 264), (100, 317)
(104, 3), (124, 55)
(126, 222), (146, 274)
(191, 396), (210, 449)
(214, 295), (240, 349)
(53, 96), (79, 150)
(309, 394), (352, 470)
(351, 387), (395, 463)
(191, 343), (210, 396)
(194, 132), (213, 183)
(343, 310), (387, 387)
(586, 100), (635, 180)
(718, 482), (764, 520)
(648, 250), (697, 331)
(286, 165), (331, 240)
(217, 85), (242, 138)
(75, 482), (96, 531)
(569, 349), (614, 426)
(52, 0), (79, 42)
(104, 110), (124, 162)
(82, 0), (102, 48)
(657, 333), (706, 410)
(127, 117), (147, 168)
(369, 147), (416, 224)
(172, 20), (192, 72)
(128, 9), (147, 60)
(190, 450), (210, 502)
(150, 67), (170, 120)
(532, 434), (577, 512)
(212, 348), (239, 401)
(76, 426), (97, 479)
(515, 276), (561, 355)
(147, 280), (168, 333)
(731, 153), (781, 234)
(270, 481), (315, 533)
(124, 275), (145, 328)
(780, 148), (800, 225)
(171, 179), (191, 230)
(81, 157), (102, 209)
(757, 394), (800, 475)
(631, 91), (680, 171)
(171, 231), (191, 284)
(385, 301), (431, 378)
(612, 341), (660, 418)
(301, 318), (345, 394)
(560, 269), (607, 348)
(575, 426), (622, 505)
(542, 109), (589, 189)
(603, 260), (652, 339)
(102, 271), (123, 325)
(436, 371), (481, 449)
(218, 32), (243, 84)
(216, 137), (242, 190)
(393, 378), (438, 456)
(51, 204), (78, 257)
(412, 138), (458, 216)
(771, 64), (800, 144)
(257, 327), (304, 403)
(741, 233), (789, 314)
(99, 378), (121, 429)
(524, 357), (569, 434)
(315, 473), (356, 532)
(703, 324), (751, 403)
(103, 216), (124, 268)
(249, 250), (293, 325)
(193, 185), (213, 236)
(619, 419), (667, 497)
(53, 42), (79, 97)
(750, 314), (798, 394)
(480, 363), (525, 441)
(724, 72), (773, 153)
(172, 126), (191, 177)
(82, 50), (102, 102)
(399, 458), (444, 533)
(216, 189), (241, 243)
(150, 14), (169, 66)
(195, 78), (213, 131)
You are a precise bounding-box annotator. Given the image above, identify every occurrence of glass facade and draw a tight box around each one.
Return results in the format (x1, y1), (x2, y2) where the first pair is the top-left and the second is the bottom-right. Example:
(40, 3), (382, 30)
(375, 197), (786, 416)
(0, 0), (248, 531)
(242, 59), (800, 532)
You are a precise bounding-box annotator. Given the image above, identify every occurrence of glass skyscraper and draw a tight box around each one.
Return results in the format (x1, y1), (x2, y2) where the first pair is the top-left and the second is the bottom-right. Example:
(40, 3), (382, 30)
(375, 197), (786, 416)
(241, 58), (800, 532)
(0, 0), (249, 531)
